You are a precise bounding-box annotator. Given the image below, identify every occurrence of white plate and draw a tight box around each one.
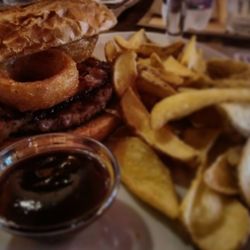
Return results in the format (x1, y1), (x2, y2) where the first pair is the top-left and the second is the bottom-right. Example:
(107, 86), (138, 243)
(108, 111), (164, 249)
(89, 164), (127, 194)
(94, 31), (227, 61)
(0, 32), (230, 250)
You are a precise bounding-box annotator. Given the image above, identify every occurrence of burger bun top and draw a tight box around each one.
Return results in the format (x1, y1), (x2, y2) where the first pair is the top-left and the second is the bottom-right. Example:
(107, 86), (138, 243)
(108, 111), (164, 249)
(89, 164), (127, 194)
(0, 0), (117, 62)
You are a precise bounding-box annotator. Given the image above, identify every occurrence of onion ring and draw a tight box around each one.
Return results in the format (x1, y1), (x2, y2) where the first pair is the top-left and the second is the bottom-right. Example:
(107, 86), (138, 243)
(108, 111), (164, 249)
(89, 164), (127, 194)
(0, 49), (79, 112)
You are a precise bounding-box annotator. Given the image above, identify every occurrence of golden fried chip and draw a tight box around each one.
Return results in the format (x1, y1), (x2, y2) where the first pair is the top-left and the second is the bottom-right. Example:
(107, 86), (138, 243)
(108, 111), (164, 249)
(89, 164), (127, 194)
(121, 87), (199, 161)
(111, 136), (179, 218)
(239, 138), (250, 207)
(218, 103), (250, 137)
(113, 51), (137, 97)
(137, 69), (176, 98)
(204, 148), (241, 195)
(137, 57), (151, 67)
(163, 56), (194, 78)
(136, 41), (184, 59)
(114, 29), (148, 50)
(104, 40), (119, 63)
(179, 36), (198, 69)
(151, 88), (250, 129)
(137, 64), (184, 86)
(149, 52), (165, 70)
(181, 169), (250, 250)
(193, 49), (207, 74)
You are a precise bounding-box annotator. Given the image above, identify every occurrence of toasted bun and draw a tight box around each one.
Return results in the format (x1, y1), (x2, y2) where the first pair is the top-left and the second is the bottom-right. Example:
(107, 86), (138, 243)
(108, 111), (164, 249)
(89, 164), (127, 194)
(0, 113), (120, 149)
(0, 0), (117, 62)
(72, 113), (120, 141)
(60, 36), (98, 63)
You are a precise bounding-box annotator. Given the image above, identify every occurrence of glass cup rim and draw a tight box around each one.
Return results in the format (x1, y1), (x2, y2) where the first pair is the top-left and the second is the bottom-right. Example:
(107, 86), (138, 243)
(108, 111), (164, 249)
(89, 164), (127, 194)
(0, 133), (120, 237)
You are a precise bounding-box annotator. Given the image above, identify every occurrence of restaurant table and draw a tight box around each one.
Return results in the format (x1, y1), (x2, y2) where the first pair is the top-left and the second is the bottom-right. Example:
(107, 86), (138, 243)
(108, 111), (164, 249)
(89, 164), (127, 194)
(111, 0), (250, 59)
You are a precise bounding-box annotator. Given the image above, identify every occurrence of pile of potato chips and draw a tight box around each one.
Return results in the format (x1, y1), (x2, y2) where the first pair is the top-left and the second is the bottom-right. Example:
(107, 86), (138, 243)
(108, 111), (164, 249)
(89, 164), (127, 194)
(105, 29), (250, 250)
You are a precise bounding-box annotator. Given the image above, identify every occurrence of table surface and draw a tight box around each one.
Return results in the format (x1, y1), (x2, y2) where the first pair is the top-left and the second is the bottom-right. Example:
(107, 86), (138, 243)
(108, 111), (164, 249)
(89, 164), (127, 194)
(111, 0), (250, 58)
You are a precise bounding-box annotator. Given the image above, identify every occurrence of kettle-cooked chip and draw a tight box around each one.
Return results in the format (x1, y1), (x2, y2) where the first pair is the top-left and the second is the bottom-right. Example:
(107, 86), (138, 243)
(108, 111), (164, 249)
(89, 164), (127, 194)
(111, 136), (179, 219)
(181, 169), (250, 250)
(204, 147), (241, 195)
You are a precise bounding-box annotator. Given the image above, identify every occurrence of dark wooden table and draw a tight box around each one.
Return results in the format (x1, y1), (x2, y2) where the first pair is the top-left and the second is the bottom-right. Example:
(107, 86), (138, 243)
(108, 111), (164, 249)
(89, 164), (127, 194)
(111, 0), (153, 31)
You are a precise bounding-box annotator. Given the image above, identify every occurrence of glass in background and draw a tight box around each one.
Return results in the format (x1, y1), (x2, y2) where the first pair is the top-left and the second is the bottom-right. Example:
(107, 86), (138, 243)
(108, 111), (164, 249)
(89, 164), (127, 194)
(162, 0), (214, 36)
(227, 0), (250, 36)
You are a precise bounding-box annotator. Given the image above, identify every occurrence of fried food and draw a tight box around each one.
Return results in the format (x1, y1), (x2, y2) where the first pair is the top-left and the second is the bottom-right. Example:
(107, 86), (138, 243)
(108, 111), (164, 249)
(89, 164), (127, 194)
(0, 49), (79, 112)
(239, 138), (250, 207)
(181, 170), (250, 250)
(111, 136), (179, 219)
(106, 31), (250, 250)
(204, 147), (241, 195)
(121, 87), (198, 161)
(104, 40), (120, 64)
(163, 56), (195, 78)
(151, 88), (250, 129)
(114, 29), (149, 50)
(218, 103), (250, 137)
(138, 69), (176, 98)
(113, 51), (137, 97)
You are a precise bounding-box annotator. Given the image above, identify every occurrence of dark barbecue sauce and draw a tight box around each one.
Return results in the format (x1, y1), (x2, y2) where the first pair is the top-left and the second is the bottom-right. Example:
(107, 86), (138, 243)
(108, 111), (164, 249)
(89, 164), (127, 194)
(0, 150), (110, 228)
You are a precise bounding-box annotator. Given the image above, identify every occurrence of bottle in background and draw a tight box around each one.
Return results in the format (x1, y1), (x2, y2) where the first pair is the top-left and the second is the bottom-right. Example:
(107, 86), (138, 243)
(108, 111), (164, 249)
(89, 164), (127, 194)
(227, 0), (250, 35)
(163, 0), (185, 35)
(162, 0), (214, 35)
(185, 0), (214, 31)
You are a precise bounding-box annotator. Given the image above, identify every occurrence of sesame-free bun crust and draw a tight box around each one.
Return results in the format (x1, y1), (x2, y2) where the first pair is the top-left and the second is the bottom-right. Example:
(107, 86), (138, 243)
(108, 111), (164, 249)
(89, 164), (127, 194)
(0, 0), (117, 62)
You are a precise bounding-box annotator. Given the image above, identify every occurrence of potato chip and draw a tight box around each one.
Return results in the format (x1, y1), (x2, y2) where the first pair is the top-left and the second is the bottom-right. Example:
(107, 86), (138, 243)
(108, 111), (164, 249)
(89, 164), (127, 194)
(136, 41), (184, 59)
(181, 169), (250, 250)
(138, 70), (176, 98)
(111, 136), (179, 218)
(149, 52), (165, 69)
(204, 148), (241, 195)
(181, 170), (223, 236)
(151, 88), (250, 129)
(104, 40), (119, 63)
(105, 31), (250, 249)
(218, 103), (250, 137)
(137, 57), (151, 67)
(114, 29), (148, 50)
(193, 49), (207, 75)
(239, 138), (250, 207)
(113, 51), (137, 96)
(149, 53), (191, 85)
(138, 64), (184, 86)
(121, 87), (199, 161)
(163, 56), (194, 78)
(179, 36), (198, 69)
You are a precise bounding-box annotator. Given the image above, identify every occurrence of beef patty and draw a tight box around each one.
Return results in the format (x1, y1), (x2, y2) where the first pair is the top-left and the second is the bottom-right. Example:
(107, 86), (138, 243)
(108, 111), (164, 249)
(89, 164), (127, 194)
(0, 58), (113, 142)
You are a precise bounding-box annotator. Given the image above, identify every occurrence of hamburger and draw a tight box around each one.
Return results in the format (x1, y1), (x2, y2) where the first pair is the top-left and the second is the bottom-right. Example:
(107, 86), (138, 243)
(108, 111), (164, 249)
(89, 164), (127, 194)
(0, 0), (119, 144)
